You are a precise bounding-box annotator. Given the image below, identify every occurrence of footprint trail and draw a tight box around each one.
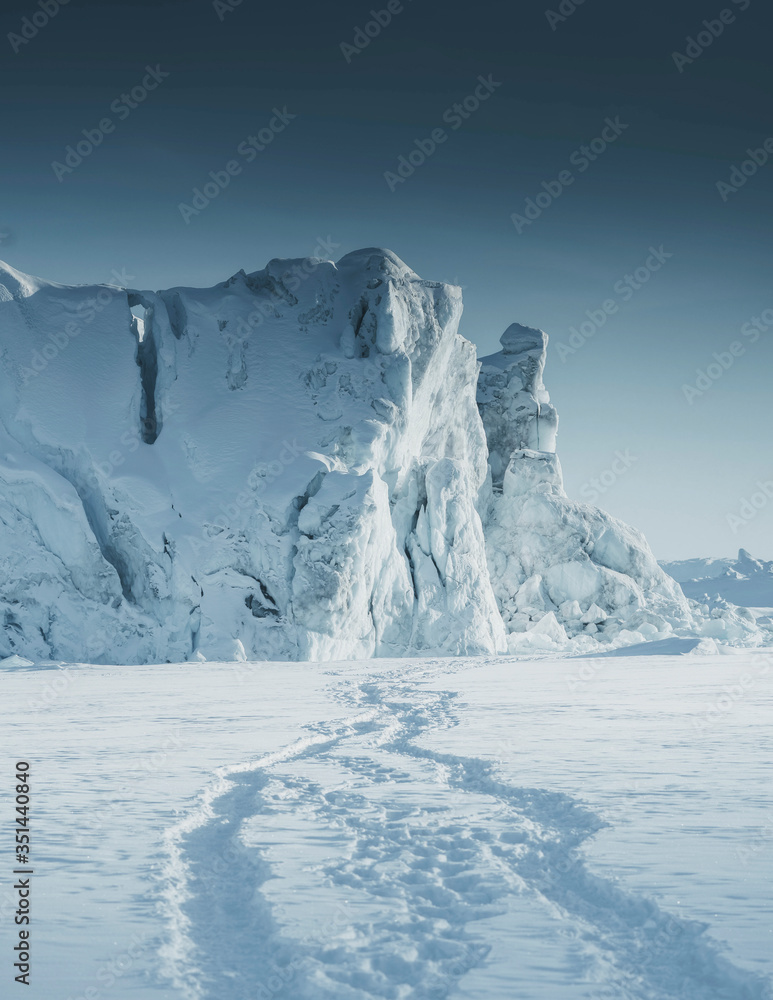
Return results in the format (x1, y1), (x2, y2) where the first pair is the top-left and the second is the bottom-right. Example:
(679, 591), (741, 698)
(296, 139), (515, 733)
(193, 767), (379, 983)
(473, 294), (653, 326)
(159, 669), (772, 1000)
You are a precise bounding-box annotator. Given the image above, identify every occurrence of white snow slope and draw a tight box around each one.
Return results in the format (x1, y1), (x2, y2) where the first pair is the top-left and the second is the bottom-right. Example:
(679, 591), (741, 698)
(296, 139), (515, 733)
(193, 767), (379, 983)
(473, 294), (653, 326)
(0, 251), (765, 662)
(2, 650), (772, 1000)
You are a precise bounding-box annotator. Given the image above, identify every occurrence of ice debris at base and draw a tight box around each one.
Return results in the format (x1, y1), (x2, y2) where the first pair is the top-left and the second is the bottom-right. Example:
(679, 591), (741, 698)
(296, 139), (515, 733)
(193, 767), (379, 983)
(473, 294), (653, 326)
(0, 251), (767, 663)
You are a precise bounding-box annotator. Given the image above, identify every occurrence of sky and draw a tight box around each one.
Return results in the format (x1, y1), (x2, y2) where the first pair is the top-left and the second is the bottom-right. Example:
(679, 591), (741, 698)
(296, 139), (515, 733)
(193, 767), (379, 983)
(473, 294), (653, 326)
(1, 0), (771, 561)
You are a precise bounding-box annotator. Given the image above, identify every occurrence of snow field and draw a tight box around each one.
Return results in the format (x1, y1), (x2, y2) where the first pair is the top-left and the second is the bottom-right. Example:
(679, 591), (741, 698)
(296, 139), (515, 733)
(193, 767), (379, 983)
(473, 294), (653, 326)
(2, 651), (771, 999)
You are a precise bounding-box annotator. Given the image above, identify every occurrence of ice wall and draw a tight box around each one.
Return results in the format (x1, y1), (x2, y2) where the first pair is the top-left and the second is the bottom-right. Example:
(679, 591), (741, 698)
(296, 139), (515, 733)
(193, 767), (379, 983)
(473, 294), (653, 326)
(477, 325), (761, 651)
(0, 253), (763, 663)
(477, 323), (558, 487)
(0, 250), (505, 662)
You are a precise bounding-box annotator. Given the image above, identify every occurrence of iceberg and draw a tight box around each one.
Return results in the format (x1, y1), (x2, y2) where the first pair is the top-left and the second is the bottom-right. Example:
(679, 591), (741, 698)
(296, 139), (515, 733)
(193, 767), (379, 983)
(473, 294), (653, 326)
(0, 250), (765, 662)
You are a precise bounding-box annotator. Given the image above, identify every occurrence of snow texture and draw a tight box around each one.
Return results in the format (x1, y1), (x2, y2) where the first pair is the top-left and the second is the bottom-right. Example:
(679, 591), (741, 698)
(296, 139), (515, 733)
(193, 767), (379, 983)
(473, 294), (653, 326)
(0, 252), (767, 662)
(3, 651), (772, 1000)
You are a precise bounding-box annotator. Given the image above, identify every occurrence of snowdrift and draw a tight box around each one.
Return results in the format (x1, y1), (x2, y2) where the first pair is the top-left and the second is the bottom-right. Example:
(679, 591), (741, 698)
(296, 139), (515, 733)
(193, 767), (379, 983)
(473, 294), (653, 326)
(0, 250), (765, 662)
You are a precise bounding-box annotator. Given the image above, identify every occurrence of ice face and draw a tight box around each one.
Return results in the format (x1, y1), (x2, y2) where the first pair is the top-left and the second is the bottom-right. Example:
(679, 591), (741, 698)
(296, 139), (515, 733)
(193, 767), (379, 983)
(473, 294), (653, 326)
(0, 252), (765, 663)
(0, 250), (504, 662)
(477, 326), (558, 487)
(499, 321), (546, 355)
(476, 324), (765, 652)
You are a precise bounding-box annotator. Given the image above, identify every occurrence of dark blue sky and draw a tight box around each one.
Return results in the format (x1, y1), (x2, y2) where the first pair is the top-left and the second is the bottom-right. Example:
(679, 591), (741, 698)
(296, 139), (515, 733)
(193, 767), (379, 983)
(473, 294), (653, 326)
(2, 0), (771, 559)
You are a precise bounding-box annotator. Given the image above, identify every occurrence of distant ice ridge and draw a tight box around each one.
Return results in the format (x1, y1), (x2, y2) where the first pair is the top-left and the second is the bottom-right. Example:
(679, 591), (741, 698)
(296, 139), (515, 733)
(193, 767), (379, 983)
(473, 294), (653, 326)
(660, 550), (773, 626)
(0, 251), (766, 663)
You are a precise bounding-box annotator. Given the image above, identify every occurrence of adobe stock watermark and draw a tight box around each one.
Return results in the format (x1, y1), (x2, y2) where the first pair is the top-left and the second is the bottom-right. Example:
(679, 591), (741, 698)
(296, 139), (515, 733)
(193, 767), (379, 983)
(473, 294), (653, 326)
(52, 66), (170, 181)
(579, 451), (637, 504)
(20, 268), (136, 384)
(212, 0), (246, 21)
(248, 959), (303, 1000)
(26, 666), (76, 711)
(736, 817), (773, 867)
(64, 933), (150, 1000)
(8, 0), (70, 54)
(545, 0), (587, 31)
(383, 75), (502, 191)
(189, 438), (306, 556)
(681, 307), (772, 403)
(726, 480), (773, 534)
(423, 944), (490, 999)
(672, 0), (751, 73)
(132, 727), (188, 775)
(340, 0), (414, 62)
(565, 658), (609, 693)
(223, 235), (340, 344)
(716, 138), (773, 201)
(590, 912), (690, 1000)
(81, 396), (184, 498)
(692, 655), (770, 730)
(178, 107), (296, 223)
(511, 116), (628, 233)
(554, 246), (672, 361)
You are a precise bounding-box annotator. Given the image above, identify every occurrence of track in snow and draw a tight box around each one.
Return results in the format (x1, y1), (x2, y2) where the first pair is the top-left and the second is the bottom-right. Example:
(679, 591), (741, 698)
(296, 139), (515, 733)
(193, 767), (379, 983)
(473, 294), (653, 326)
(159, 668), (771, 1000)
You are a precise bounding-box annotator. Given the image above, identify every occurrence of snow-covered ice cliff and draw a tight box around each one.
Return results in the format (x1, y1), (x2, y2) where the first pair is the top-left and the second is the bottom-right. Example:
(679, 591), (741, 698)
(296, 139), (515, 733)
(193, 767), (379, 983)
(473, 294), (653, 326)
(0, 250), (765, 662)
(476, 324), (762, 652)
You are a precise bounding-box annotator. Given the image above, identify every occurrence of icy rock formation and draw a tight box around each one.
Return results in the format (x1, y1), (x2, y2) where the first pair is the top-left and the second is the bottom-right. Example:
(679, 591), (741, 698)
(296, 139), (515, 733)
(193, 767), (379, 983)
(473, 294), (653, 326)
(476, 323), (558, 488)
(477, 327), (763, 652)
(0, 251), (764, 663)
(0, 251), (505, 663)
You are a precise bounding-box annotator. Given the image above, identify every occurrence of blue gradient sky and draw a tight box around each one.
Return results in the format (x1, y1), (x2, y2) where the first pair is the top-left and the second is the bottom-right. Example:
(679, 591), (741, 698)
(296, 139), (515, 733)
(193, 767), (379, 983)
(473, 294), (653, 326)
(2, 0), (771, 560)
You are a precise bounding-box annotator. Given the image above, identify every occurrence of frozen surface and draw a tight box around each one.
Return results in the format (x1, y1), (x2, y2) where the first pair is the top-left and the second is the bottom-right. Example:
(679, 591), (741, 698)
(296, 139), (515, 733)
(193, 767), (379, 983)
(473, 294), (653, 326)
(2, 651), (772, 1000)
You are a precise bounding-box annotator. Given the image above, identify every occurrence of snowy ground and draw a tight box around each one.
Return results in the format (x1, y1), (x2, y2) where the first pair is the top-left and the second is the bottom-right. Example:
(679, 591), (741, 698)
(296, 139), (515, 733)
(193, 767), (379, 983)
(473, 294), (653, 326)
(2, 650), (772, 1000)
